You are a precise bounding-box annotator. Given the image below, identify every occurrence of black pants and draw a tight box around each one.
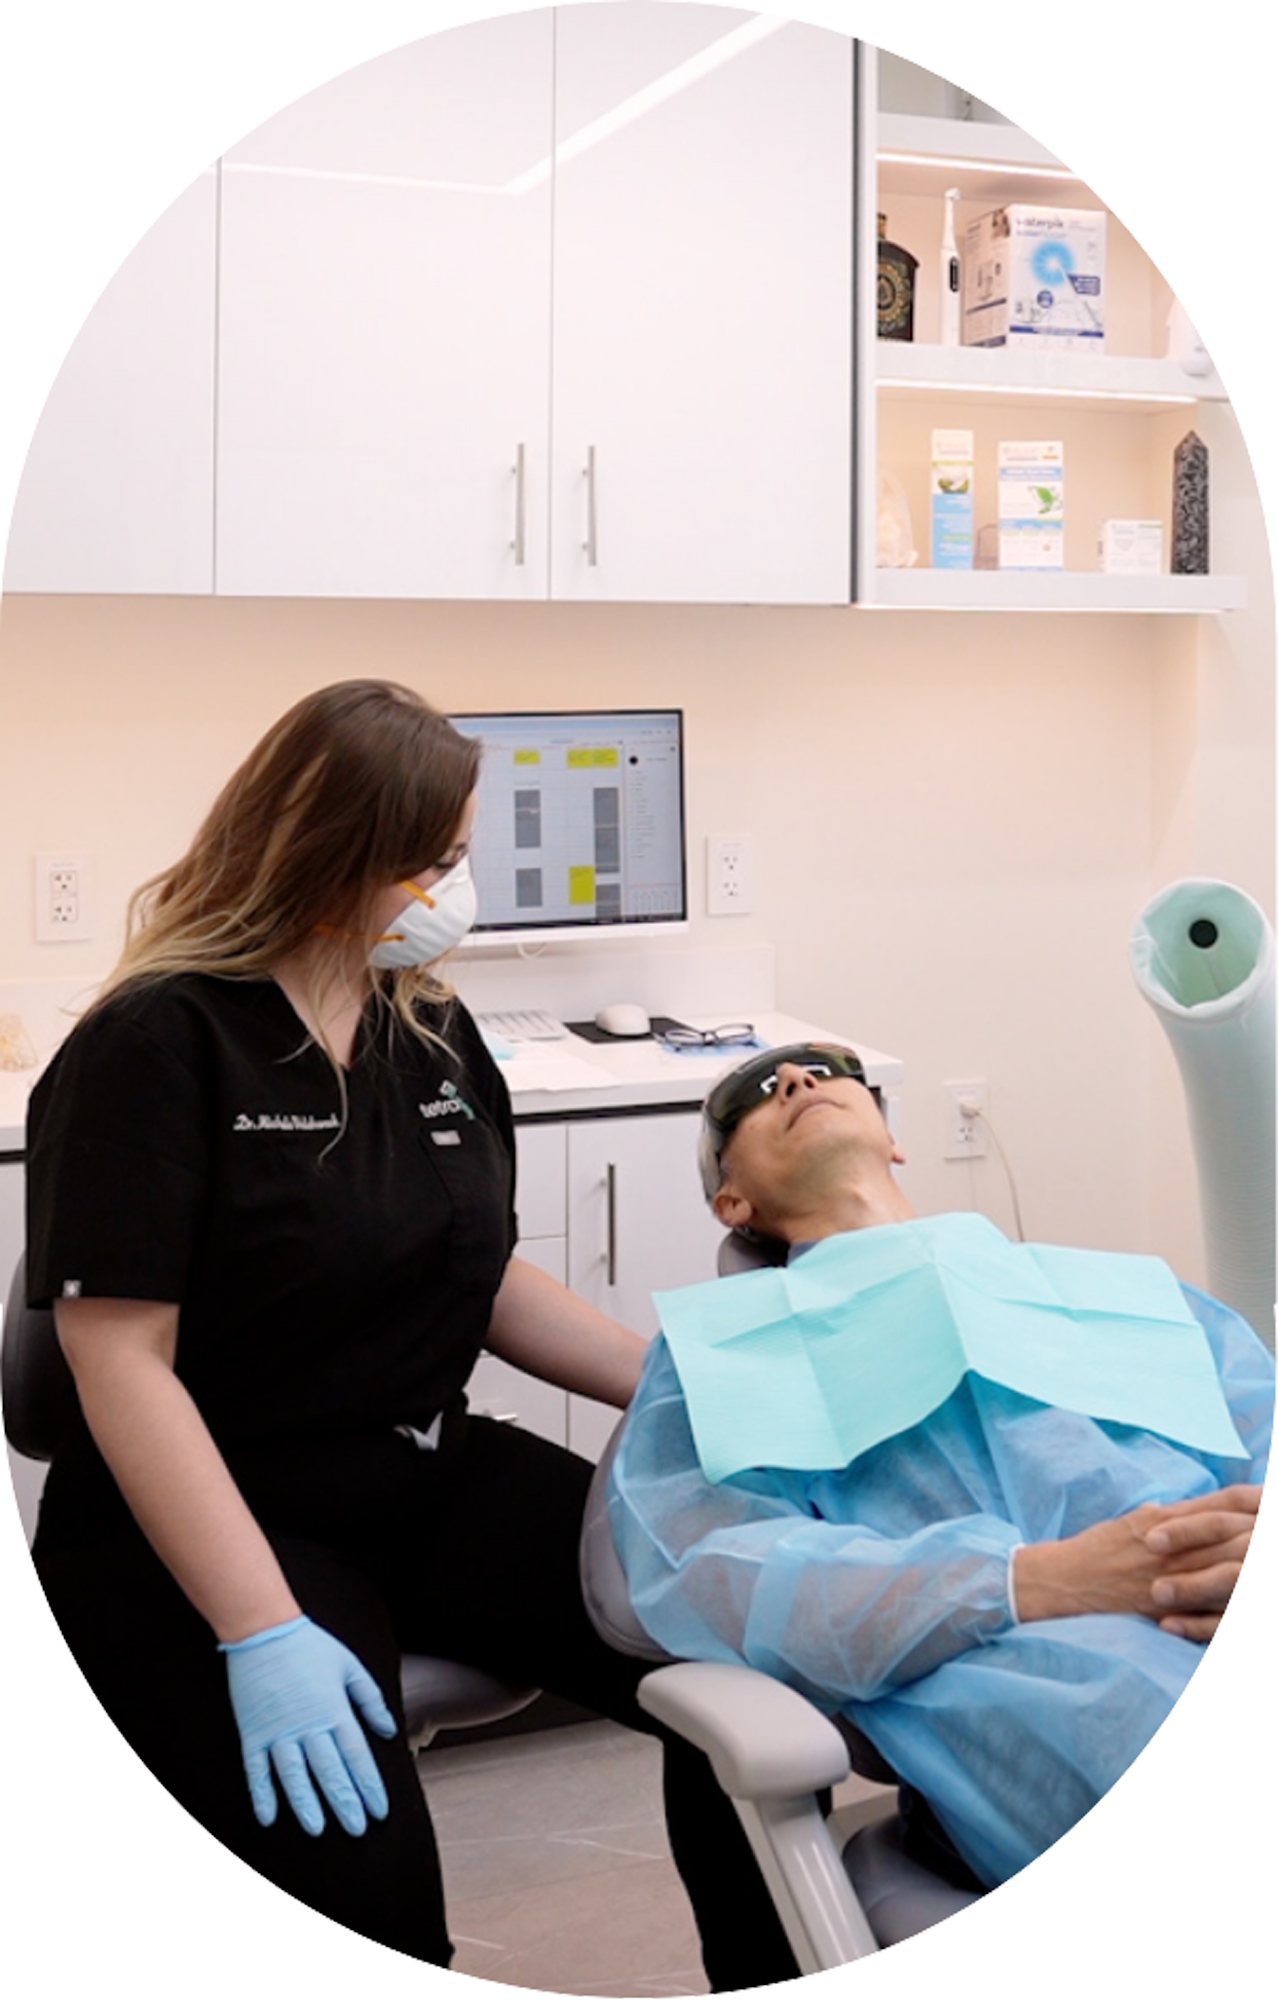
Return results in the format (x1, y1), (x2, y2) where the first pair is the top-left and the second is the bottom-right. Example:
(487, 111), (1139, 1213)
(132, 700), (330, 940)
(35, 1413), (800, 1989)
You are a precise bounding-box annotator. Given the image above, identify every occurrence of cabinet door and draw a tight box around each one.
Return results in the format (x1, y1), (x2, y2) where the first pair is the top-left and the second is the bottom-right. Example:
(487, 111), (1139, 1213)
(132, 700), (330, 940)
(4, 173), (217, 594)
(566, 1111), (724, 1457)
(0, 1161), (25, 1317)
(466, 1122), (570, 1446)
(550, 5), (853, 604)
(1, 1160), (46, 1546)
(216, 13), (554, 599)
(469, 1234), (569, 1448)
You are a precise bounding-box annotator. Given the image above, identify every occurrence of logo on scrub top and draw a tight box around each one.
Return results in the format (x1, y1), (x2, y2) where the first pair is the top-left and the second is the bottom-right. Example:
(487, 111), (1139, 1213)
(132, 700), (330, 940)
(418, 1080), (476, 1124)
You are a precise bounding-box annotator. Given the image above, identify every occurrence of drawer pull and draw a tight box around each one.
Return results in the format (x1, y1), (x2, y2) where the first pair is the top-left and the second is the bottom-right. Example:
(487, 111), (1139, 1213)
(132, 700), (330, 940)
(512, 442), (527, 566)
(606, 1160), (617, 1286)
(584, 445), (598, 567)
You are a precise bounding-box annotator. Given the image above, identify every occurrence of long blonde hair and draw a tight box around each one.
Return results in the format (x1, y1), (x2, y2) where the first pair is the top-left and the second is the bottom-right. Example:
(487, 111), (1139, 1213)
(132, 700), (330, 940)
(93, 679), (482, 1060)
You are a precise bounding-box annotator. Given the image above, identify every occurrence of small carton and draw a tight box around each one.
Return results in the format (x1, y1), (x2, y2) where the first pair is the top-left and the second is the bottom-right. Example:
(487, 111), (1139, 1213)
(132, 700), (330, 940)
(999, 441), (1064, 570)
(964, 205), (1105, 351)
(931, 430), (974, 570)
(1098, 520), (1164, 575)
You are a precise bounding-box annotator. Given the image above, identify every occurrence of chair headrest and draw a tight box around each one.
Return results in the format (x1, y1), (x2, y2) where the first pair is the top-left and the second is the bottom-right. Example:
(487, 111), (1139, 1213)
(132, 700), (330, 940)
(716, 1229), (788, 1276)
(2, 1255), (79, 1461)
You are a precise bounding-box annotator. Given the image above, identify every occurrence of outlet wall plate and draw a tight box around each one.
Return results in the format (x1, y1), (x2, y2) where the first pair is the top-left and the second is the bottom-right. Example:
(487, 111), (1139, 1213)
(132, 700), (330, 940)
(707, 834), (751, 916)
(943, 1078), (988, 1159)
(34, 851), (94, 943)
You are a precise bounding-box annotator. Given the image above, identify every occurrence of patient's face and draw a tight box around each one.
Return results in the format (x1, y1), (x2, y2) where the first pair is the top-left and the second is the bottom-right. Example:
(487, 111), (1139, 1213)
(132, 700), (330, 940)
(718, 1065), (892, 1230)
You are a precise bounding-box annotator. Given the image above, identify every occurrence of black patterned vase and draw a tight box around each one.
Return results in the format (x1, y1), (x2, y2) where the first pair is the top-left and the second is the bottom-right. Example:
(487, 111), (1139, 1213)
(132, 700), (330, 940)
(1172, 430), (1209, 575)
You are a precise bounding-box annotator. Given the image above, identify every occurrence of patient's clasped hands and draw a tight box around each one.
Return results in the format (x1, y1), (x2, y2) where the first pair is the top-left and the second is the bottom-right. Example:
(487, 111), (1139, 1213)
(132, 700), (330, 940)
(1013, 1484), (1261, 1639)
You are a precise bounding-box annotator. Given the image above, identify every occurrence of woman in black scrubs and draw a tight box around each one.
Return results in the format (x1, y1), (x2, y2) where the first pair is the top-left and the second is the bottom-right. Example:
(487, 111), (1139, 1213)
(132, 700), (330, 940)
(25, 679), (795, 1986)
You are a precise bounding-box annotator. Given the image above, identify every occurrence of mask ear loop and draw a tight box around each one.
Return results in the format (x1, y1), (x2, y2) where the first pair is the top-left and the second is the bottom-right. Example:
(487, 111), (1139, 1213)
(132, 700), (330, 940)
(365, 880), (440, 948)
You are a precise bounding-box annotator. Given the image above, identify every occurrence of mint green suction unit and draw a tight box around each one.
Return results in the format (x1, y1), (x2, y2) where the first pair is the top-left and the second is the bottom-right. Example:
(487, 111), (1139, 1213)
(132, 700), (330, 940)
(1130, 879), (1275, 1346)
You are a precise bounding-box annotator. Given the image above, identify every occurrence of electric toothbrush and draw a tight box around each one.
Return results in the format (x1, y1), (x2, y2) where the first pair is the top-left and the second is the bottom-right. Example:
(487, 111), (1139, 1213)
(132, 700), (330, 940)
(939, 187), (961, 345)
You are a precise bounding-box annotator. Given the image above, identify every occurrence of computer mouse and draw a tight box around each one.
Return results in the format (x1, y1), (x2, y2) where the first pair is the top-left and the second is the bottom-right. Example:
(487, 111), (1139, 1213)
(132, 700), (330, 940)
(594, 1002), (651, 1039)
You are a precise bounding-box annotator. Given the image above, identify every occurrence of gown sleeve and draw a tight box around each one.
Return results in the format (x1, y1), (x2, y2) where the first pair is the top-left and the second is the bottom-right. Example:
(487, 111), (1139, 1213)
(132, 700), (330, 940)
(607, 1335), (1021, 1710)
(1181, 1283), (1273, 1482)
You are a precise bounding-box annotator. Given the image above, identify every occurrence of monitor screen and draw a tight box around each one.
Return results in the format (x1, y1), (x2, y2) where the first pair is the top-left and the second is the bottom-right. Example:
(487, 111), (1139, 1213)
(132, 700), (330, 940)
(449, 708), (688, 945)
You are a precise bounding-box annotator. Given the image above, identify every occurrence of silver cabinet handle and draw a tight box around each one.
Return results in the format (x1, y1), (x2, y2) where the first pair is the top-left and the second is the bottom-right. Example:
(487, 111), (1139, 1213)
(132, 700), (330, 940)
(605, 1160), (617, 1286)
(584, 445), (598, 567)
(513, 443), (526, 566)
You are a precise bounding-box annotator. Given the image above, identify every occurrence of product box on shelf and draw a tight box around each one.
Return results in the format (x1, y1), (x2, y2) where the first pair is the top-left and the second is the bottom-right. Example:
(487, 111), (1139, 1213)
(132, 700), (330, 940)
(931, 430), (974, 569)
(963, 205), (1105, 350)
(998, 441), (1064, 570)
(1098, 520), (1164, 575)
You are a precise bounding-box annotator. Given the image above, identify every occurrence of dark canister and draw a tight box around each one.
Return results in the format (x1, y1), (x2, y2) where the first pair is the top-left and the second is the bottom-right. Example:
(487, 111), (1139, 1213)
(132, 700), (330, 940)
(877, 213), (918, 342)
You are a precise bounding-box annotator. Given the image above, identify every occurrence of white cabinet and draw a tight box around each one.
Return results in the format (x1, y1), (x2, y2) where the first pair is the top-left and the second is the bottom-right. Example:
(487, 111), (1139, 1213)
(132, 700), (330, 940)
(3, 172), (217, 595)
(468, 1123), (570, 1444)
(216, 13), (555, 601)
(547, 5), (853, 604)
(564, 1111), (723, 1457)
(0, 1160), (24, 1305)
(214, 4), (853, 605)
(475, 1111), (722, 1460)
(1, 1158), (46, 1546)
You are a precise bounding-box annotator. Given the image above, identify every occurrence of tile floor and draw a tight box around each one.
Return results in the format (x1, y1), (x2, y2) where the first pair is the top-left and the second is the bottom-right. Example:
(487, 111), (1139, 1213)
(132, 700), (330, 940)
(420, 1719), (893, 1995)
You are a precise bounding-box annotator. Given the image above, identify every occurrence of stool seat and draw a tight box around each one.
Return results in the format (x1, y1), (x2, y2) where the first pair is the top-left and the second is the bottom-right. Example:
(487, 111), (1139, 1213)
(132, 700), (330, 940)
(399, 1653), (538, 1748)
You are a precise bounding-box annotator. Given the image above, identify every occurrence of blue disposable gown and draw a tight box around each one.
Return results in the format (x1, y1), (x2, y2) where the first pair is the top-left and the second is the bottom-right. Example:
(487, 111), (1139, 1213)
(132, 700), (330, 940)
(608, 1284), (1272, 1888)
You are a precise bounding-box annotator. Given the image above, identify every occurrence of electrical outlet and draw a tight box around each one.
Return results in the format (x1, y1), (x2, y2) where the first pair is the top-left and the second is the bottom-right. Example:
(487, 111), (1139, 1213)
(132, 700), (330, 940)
(34, 852), (94, 943)
(706, 835), (751, 916)
(943, 1078), (988, 1159)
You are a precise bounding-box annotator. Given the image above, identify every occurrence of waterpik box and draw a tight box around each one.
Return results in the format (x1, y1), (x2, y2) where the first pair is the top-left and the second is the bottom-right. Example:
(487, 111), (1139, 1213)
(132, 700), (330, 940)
(964, 205), (1106, 350)
(998, 441), (1064, 570)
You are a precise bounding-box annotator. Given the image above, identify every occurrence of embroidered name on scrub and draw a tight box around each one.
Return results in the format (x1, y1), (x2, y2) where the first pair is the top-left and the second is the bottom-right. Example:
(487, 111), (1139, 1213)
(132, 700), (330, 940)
(233, 1112), (342, 1133)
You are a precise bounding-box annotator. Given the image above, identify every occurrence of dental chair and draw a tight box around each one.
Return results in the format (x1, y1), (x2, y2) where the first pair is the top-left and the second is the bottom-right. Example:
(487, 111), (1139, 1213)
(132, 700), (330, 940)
(1, 1256), (538, 1756)
(579, 1223), (986, 1975)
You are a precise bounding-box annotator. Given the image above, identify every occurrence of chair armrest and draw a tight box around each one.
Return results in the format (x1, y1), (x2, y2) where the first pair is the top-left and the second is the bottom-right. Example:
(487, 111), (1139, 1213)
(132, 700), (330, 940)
(637, 1660), (851, 1800)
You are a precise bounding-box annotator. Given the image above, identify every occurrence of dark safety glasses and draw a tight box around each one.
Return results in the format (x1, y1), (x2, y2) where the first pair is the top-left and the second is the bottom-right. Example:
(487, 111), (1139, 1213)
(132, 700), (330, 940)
(702, 1042), (867, 1153)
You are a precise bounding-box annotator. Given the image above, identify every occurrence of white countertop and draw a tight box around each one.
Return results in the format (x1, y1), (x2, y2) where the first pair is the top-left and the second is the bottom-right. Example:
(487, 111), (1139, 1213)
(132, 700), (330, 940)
(495, 1012), (903, 1119)
(0, 1009), (902, 1152)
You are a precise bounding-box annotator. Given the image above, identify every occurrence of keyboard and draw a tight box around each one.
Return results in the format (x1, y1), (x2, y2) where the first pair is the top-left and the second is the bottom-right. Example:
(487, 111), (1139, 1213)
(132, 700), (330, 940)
(475, 1009), (570, 1043)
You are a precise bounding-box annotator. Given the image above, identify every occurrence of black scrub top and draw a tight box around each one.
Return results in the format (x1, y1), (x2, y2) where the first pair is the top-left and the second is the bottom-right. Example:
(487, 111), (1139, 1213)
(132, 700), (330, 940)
(25, 974), (517, 1552)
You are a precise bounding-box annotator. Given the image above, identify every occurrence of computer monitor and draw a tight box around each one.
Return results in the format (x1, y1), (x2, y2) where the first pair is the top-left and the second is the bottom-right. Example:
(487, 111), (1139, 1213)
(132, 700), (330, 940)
(450, 708), (688, 947)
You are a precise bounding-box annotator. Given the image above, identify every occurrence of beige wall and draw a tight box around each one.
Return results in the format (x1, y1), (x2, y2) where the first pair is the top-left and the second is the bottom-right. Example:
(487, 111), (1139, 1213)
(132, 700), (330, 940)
(4, 555), (1271, 1271)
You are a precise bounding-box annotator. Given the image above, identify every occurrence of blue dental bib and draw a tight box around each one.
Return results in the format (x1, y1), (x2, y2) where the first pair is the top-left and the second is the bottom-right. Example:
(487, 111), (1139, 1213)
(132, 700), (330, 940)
(655, 1214), (1244, 1484)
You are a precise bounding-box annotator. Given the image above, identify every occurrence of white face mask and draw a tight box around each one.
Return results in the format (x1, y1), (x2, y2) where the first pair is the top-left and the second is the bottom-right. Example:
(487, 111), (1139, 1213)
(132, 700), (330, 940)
(369, 857), (477, 970)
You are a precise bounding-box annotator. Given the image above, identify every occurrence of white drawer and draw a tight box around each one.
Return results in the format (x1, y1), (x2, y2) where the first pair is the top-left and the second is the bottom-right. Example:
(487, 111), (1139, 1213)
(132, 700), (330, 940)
(513, 1123), (567, 1240)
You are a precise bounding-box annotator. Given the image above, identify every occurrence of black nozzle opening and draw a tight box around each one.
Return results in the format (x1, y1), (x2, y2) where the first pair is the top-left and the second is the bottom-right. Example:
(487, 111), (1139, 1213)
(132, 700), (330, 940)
(1189, 918), (1220, 949)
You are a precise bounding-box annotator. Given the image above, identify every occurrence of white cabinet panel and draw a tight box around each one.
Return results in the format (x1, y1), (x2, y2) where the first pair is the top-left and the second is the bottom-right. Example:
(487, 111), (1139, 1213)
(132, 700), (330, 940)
(470, 1233), (569, 1448)
(0, 1160), (24, 1305)
(550, 6), (853, 604)
(1, 1159), (45, 1546)
(4, 173), (217, 595)
(565, 1111), (723, 1458)
(514, 1122), (567, 1241)
(216, 14), (554, 599)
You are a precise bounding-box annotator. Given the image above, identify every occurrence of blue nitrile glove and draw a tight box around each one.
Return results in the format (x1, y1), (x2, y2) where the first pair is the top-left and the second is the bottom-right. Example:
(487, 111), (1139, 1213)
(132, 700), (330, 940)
(220, 1615), (397, 1838)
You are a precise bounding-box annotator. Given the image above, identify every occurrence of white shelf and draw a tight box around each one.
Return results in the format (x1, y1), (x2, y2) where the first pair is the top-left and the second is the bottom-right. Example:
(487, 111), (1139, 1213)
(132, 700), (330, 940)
(868, 571), (1247, 614)
(876, 113), (1094, 203)
(876, 341), (1226, 413)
